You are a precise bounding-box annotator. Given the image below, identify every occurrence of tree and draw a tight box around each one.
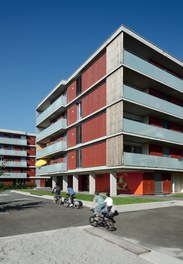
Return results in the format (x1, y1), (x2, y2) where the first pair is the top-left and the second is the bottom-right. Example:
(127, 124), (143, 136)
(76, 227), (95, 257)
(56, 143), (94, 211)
(0, 161), (5, 176)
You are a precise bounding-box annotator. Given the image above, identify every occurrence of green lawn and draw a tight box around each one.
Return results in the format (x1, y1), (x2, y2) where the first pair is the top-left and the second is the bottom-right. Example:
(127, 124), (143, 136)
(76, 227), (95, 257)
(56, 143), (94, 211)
(18, 189), (164, 205)
(171, 193), (183, 198)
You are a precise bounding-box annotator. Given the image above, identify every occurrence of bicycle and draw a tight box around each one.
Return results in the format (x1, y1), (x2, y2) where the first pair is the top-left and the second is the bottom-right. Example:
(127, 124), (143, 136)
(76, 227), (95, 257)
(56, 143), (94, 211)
(89, 208), (118, 231)
(63, 194), (83, 209)
(53, 194), (63, 205)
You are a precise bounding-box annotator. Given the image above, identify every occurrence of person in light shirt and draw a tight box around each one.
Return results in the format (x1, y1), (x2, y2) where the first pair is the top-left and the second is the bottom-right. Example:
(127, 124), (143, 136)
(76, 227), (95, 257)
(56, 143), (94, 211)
(104, 192), (113, 212)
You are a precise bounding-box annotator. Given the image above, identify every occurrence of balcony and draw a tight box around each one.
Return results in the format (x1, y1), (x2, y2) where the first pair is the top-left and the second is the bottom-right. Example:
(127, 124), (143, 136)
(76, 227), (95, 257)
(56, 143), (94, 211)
(123, 152), (183, 171)
(0, 149), (27, 156)
(0, 173), (27, 179)
(36, 96), (67, 126)
(124, 50), (183, 93)
(3, 161), (27, 167)
(123, 85), (183, 119)
(36, 118), (67, 143)
(37, 141), (67, 159)
(123, 118), (183, 145)
(0, 138), (27, 146)
(36, 162), (67, 176)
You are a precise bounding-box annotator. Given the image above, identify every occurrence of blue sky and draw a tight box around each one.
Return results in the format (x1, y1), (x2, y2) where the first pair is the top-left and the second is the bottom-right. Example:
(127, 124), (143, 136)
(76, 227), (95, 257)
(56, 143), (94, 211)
(0, 0), (182, 134)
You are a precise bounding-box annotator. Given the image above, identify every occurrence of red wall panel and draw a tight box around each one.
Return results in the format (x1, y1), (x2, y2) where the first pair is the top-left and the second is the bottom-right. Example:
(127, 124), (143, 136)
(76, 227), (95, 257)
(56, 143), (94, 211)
(149, 144), (163, 156)
(67, 81), (76, 103)
(143, 172), (154, 194)
(117, 172), (143, 195)
(27, 168), (35, 176)
(82, 82), (106, 117)
(82, 53), (106, 92)
(27, 136), (36, 145)
(149, 116), (164, 127)
(67, 127), (76, 147)
(95, 173), (110, 193)
(149, 88), (164, 99)
(82, 141), (106, 168)
(27, 147), (36, 156)
(67, 150), (77, 170)
(162, 173), (171, 194)
(82, 112), (106, 143)
(170, 148), (182, 158)
(67, 104), (77, 126)
(170, 96), (183, 107)
(170, 122), (182, 132)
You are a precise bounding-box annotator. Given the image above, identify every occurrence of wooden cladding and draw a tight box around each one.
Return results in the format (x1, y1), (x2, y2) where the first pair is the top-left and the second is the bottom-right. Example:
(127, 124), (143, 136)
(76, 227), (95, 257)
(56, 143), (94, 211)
(107, 135), (123, 166)
(106, 68), (123, 105)
(107, 101), (123, 135)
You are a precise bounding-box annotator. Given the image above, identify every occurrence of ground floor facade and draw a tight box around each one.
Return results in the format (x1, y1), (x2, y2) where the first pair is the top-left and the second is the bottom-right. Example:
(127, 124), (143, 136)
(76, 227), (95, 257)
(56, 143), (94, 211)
(51, 170), (183, 196)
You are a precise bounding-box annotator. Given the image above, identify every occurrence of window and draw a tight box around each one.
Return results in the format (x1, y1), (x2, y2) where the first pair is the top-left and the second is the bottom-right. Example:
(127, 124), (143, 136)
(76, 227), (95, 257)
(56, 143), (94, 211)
(76, 125), (82, 144)
(77, 102), (82, 120)
(124, 144), (142, 153)
(76, 148), (82, 168)
(76, 76), (82, 95)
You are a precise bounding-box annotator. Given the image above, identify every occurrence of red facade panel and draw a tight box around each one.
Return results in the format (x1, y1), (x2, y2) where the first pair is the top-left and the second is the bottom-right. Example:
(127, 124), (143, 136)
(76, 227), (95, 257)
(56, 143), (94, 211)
(149, 144), (163, 156)
(117, 172), (143, 195)
(170, 122), (182, 132)
(149, 88), (164, 99)
(27, 157), (35, 166)
(82, 52), (106, 92)
(82, 141), (106, 168)
(170, 148), (182, 158)
(82, 112), (106, 143)
(170, 96), (183, 106)
(162, 173), (171, 193)
(67, 81), (76, 103)
(27, 136), (36, 145)
(149, 116), (164, 127)
(143, 172), (154, 194)
(67, 127), (76, 148)
(95, 173), (110, 193)
(67, 104), (77, 126)
(82, 82), (106, 117)
(27, 147), (36, 156)
(27, 168), (35, 176)
(67, 150), (77, 170)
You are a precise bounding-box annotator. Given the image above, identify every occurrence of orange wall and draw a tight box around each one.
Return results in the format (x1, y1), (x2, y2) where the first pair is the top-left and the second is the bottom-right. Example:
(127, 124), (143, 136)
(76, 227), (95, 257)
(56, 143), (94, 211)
(67, 127), (76, 147)
(82, 112), (106, 143)
(82, 141), (106, 168)
(82, 82), (106, 117)
(67, 104), (77, 126)
(67, 150), (77, 170)
(82, 52), (106, 92)
(67, 80), (76, 103)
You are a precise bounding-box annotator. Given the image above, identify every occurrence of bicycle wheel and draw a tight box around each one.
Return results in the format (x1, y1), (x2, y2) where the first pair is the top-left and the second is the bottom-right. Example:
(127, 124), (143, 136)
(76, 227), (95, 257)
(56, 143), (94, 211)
(105, 218), (114, 231)
(89, 216), (95, 224)
(64, 198), (69, 207)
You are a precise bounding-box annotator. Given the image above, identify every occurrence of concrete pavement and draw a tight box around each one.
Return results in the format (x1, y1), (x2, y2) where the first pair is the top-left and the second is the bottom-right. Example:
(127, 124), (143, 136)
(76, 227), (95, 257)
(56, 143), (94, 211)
(0, 190), (183, 263)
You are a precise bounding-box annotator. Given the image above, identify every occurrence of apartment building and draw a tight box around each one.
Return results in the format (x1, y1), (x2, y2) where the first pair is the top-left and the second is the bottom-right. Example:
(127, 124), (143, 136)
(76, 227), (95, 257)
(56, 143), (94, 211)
(36, 25), (183, 196)
(0, 129), (38, 186)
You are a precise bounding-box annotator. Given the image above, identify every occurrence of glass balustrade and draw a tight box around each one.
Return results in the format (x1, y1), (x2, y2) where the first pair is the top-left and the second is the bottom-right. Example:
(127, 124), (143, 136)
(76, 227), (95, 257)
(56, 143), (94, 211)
(0, 150), (27, 156)
(37, 141), (67, 158)
(123, 152), (183, 170)
(0, 138), (27, 145)
(36, 162), (67, 175)
(124, 50), (183, 93)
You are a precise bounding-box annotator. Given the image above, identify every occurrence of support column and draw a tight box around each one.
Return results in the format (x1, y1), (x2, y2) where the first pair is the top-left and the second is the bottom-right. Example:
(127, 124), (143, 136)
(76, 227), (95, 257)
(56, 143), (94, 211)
(89, 173), (95, 194)
(52, 176), (57, 189)
(63, 175), (68, 192)
(171, 175), (175, 193)
(73, 174), (78, 193)
(110, 172), (117, 196)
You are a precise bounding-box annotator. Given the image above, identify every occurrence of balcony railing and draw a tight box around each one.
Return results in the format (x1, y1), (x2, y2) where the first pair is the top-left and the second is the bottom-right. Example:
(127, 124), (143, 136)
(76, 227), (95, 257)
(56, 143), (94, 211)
(0, 138), (27, 146)
(0, 173), (27, 179)
(0, 149), (27, 156)
(124, 50), (183, 93)
(123, 118), (183, 145)
(37, 141), (67, 159)
(36, 162), (67, 175)
(36, 96), (67, 126)
(123, 85), (183, 119)
(3, 161), (27, 167)
(123, 152), (183, 171)
(36, 118), (67, 143)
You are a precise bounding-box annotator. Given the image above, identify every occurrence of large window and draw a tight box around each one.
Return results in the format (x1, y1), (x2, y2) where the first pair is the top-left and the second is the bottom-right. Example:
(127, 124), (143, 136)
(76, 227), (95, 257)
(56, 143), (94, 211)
(76, 148), (82, 168)
(76, 76), (82, 95)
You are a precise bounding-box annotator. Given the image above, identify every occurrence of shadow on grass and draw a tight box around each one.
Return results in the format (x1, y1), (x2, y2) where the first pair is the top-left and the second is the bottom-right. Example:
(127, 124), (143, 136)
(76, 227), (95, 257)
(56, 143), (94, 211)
(0, 200), (44, 213)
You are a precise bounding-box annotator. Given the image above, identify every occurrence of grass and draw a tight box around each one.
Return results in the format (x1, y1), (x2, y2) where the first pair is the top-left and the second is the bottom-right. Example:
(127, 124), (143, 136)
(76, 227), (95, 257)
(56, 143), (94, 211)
(18, 189), (164, 205)
(171, 193), (183, 198)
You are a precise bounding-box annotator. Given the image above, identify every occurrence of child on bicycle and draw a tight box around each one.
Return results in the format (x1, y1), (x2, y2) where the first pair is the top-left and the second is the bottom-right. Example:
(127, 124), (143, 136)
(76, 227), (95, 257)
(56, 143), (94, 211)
(52, 183), (61, 203)
(104, 192), (113, 212)
(91, 191), (106, 217)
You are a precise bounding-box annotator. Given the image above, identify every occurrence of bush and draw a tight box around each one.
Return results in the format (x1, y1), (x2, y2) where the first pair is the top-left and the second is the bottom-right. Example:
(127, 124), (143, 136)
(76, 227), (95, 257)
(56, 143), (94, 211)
(0, 183), (36, 191)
